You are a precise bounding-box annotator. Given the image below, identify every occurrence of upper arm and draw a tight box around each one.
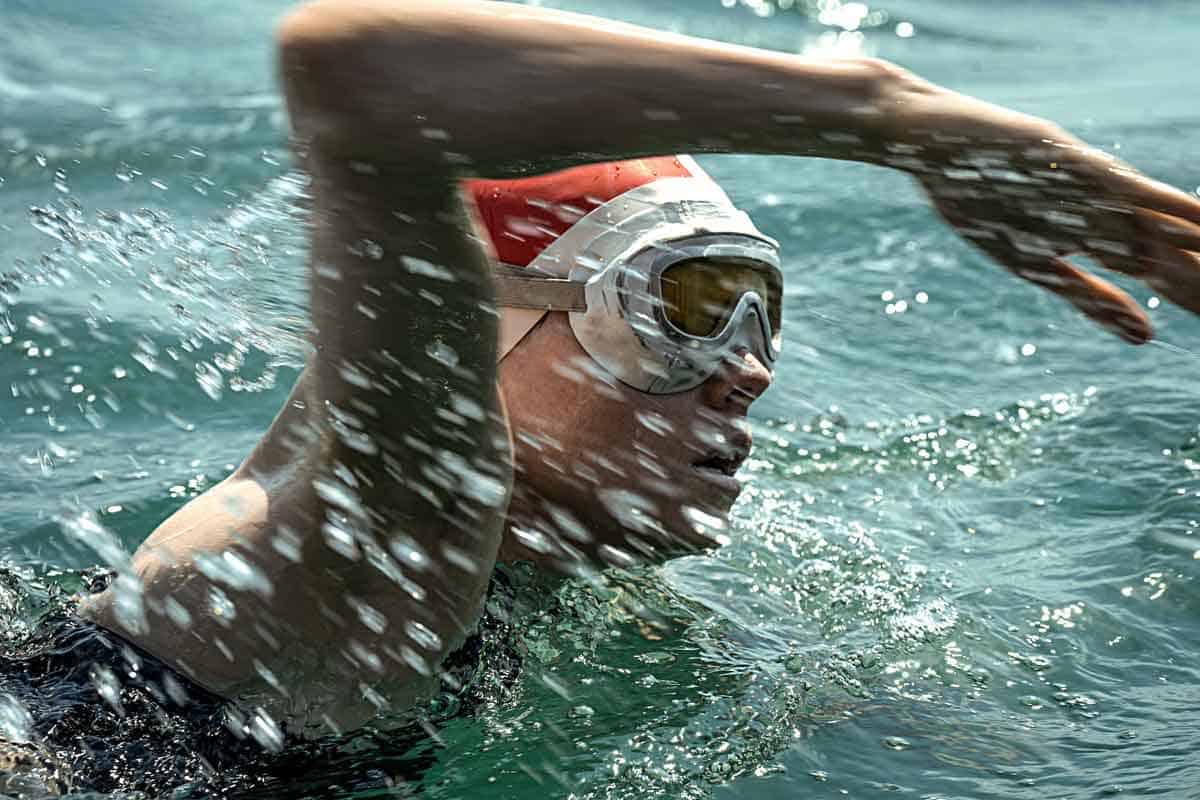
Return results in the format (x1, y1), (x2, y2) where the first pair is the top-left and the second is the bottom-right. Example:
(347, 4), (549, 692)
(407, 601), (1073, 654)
(276, 0), (504, 480)
(274, 0), (510, 591)
(104, 1), (518, 713)
(83, 4), (514, 716)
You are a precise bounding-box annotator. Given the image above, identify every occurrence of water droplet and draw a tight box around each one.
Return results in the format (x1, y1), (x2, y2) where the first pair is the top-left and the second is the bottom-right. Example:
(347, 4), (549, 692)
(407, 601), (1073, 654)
(207, 586), (237, 622)
(401, 255), (455, 281)
(638, 652), (677, 666)
(347, 597), (388, 634)
(59, 511), (131, 571)
(194, 550), (273, 597)
(426, 339), (459, 368)
(163, 595), (192, 629)
(337, 361), (373, 389)
(348, 238), (384, 260)
(634, 410), (675, 436)
(404, 620), (443, 652)
(315, 263), (342, 281)
(90, 664), (125, 716)
(683, 505), (728, 542)
(449, 393), (485, 421)
(0, 694), (33, 742)
(248, 708), (285, 752)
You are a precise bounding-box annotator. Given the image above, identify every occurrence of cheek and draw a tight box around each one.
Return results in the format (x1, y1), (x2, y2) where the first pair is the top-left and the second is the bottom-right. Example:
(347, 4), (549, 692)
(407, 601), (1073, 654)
(625, 393), (701, 452)
(576, 395), (693, 488)
(507, 373), (610, 478)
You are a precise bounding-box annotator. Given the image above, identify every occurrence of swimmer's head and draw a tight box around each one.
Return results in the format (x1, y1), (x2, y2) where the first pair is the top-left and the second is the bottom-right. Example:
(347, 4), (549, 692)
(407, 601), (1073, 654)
(467, 156), (699, 362)
(465, 158), (776, 568)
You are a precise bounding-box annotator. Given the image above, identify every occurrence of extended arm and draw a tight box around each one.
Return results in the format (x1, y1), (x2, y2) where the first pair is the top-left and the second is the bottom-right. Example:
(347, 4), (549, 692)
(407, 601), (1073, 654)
(280, 0), (1200, 337)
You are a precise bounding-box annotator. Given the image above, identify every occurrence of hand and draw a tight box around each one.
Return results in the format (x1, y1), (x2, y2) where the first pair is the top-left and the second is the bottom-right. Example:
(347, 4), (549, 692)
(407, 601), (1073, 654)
(889, 90), (1200, 343)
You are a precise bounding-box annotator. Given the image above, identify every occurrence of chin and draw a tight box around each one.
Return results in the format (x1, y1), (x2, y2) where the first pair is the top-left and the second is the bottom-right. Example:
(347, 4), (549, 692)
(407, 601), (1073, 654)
(653, 501), (732, 554)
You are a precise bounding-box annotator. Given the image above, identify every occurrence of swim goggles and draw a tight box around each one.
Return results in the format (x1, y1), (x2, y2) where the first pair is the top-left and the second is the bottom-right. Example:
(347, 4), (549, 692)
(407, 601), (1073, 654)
(493, 176), (782, 394)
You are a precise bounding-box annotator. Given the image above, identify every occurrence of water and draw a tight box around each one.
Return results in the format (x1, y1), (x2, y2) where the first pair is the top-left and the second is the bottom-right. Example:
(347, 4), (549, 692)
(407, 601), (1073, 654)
(2, 0), (1199, 796)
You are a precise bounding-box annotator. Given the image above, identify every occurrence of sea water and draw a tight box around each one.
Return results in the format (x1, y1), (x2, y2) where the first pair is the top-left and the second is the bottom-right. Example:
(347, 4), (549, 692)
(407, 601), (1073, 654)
(1, 0), (1199, 797)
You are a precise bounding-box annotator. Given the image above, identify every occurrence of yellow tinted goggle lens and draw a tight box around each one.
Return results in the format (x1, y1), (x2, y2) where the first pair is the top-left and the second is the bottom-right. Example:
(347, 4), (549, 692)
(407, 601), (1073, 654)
(660, 259), (778, 338)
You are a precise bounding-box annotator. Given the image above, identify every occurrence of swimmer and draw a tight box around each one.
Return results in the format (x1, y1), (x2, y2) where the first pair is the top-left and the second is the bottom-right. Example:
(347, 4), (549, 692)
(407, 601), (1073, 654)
(70, 0), (1200, 751)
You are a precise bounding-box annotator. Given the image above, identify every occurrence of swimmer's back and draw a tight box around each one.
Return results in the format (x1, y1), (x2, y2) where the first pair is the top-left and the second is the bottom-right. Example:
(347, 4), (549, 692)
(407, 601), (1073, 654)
(0, 567), (521, 796)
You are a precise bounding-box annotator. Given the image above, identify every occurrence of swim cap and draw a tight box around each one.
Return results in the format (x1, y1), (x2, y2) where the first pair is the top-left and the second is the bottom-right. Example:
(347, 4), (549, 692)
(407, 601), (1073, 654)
(465, 156), (701, 360)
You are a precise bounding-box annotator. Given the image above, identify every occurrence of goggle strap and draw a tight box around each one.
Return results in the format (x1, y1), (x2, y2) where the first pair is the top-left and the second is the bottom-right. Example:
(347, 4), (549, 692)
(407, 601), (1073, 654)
(493, 264), (587, 311)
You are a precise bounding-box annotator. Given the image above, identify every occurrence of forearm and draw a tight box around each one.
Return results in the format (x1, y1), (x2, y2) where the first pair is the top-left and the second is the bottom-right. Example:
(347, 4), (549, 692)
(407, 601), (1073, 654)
(277, 0), (978, 177)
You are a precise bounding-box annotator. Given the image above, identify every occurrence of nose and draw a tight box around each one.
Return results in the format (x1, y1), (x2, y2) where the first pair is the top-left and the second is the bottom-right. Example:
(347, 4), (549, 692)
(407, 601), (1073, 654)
(700, 348), (772, 412)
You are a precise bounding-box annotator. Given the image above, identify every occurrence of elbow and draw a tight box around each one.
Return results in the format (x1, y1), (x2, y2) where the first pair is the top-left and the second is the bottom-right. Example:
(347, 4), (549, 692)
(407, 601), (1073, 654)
(276, 2), (367, 123)
(275, 1), (453, 160)
(276, 0), (386, 56)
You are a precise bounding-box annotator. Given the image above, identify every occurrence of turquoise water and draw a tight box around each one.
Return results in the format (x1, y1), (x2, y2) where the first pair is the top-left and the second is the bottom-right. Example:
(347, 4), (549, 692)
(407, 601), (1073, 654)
(2, 0), (1200, 797)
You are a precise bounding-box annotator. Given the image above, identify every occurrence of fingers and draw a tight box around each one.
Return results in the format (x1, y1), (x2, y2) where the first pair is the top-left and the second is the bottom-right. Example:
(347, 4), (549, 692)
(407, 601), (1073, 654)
(969, 234), (1152, 343)
(1128, 176), (1200, 227)
(1098, 242), (1200, 317)
(1142, 209), (1200, 253)
(1021, 257), (1152, 344)
(1086, 208), (1200, 316)
(1059, 144), (1200, 227)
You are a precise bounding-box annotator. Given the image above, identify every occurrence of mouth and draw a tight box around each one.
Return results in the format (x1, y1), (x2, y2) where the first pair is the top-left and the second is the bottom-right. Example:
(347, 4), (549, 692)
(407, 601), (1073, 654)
(692, 421), (752, 474)
(692, 451), (746, 477)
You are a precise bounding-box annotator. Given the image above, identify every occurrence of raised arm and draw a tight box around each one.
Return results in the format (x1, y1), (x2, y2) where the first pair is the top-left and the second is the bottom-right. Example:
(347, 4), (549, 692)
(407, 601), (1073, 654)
(280, 0), (1200, 338)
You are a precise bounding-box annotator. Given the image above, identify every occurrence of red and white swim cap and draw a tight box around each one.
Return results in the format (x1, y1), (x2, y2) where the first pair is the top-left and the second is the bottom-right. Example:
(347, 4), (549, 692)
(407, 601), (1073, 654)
(464, 156), (779, 391)
(466, 156), (714, 360)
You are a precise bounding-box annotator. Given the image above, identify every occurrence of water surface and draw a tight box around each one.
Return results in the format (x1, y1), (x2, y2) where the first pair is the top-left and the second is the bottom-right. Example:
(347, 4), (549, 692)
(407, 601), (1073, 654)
(1, 0), (1198, 797)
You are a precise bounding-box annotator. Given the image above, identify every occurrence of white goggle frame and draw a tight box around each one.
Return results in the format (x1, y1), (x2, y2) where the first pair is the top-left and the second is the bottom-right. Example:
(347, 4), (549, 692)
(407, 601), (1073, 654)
(491, 174), (782, 394)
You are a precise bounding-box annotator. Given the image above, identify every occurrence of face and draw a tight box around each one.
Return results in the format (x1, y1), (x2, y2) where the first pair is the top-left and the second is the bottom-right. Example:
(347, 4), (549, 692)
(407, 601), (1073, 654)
(497, 311), (772, 568)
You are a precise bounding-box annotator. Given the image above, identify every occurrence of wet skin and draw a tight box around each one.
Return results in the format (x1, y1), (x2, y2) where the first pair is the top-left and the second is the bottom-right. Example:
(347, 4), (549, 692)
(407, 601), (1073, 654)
(499, 311), (773, 569)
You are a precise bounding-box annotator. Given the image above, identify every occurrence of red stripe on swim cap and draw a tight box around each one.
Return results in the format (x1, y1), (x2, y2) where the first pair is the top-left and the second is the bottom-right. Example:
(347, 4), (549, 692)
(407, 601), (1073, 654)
(464, 156), (695, 268)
